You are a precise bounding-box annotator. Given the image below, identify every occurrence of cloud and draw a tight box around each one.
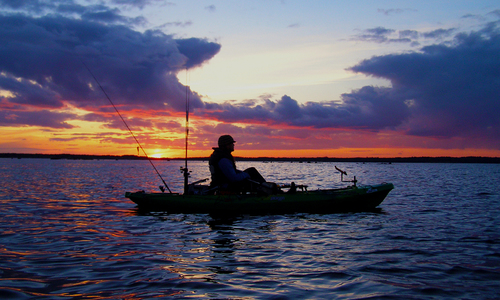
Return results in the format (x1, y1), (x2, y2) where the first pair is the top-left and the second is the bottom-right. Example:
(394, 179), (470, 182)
(377, 8), (417, 16)
(201, 92), (410, 131)
(0, 0), (147, 25)
(199, 20), (500, 147)
(378, 8), (405, 16)
(0, 110), (77, 128)
(176, 38), (223, 69)
(0, 12), (221, 128)
(422, 28), (456, 39)
(0, 0), (53, 13)
(352, 27), (396, 43)
(205, 5), (216, 13)
(348, 23), (500, 140)
(1, 1), (500, 152)
(490, 9), (500, 18)
(111, 0), (158, 10)
(159, 21), (193, 28)
(0, 74), (62, 108)
(352, 26), (458, 45)
(399, 29), (419, 40)
(0, 0), (159, 12)
(352, 26), (423, 44)
(80, 6), (147, 25)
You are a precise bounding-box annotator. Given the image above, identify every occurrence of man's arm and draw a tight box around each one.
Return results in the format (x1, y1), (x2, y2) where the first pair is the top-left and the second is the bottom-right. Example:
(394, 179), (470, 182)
(218, 158), (250, 182)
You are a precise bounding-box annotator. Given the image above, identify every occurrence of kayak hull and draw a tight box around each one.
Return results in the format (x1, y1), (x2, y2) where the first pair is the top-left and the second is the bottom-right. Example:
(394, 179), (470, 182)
(125, 183), (394, 214)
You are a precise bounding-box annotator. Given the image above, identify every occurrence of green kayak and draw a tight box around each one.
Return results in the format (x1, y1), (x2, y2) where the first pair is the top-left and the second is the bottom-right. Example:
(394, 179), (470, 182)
(125, 182), (394, 214)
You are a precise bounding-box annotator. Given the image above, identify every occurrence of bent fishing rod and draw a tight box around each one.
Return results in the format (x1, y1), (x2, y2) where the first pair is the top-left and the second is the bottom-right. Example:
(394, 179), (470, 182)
(83, 62), (172, 193)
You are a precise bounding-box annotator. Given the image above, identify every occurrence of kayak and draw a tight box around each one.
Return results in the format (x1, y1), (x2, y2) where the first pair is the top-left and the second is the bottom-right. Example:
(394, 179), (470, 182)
(125, 182), (394, 214)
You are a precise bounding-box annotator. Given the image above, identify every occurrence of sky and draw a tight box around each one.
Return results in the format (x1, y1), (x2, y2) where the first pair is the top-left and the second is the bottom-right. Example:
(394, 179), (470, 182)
(1, 0), (500, 158)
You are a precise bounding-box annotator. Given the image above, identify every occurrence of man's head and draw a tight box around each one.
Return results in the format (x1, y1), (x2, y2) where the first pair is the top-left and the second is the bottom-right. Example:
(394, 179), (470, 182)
(218, 135), (235, 151)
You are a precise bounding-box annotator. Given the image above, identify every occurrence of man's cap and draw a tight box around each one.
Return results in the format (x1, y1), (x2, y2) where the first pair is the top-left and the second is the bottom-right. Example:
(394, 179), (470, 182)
(218, 135), (235, 147)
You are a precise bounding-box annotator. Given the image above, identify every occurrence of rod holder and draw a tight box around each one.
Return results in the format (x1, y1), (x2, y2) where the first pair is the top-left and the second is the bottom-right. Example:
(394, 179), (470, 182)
(335, 166), (357, 186)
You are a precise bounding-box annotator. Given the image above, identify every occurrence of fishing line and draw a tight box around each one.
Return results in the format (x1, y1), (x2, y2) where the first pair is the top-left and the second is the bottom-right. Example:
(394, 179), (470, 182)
(82, 62), (172, 193)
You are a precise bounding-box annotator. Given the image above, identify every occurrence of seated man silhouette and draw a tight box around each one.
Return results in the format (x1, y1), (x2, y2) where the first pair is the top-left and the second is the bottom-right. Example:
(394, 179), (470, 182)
(209, 135), (276, 194)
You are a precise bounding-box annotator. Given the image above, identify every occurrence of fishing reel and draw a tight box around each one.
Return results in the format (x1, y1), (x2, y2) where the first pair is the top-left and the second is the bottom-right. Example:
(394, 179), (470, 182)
(335, 166), (357, 186)
(180, 166), (191, 177)
(180, 166), (191, 194)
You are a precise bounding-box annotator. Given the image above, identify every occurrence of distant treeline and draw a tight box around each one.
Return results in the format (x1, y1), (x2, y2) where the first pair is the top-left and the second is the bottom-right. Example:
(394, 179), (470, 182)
(1, 153), (499, 163)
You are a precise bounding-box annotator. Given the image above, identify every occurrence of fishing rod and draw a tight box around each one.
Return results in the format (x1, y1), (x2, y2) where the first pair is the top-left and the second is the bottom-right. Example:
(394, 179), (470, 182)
(82, 62), (172, 193)
(181, 69), (190, 195)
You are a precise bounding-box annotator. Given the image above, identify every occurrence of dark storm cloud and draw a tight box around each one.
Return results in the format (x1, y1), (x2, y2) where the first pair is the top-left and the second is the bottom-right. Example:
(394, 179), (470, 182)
(349, 23), (500, 140)
(0, 0), (54, 13)
(56, 3), (148, 26)
(202, 21), (500, 144)
(112, 0), (157, 9)
(80, 6), (147, 25)
(0, 74), (61, 108)
(0, 12), (221, 128)
(0, 0), (155, 14)
(176, 38), (223, 69)
(203, 92), (410, 130)
(0, 110), (77, 128)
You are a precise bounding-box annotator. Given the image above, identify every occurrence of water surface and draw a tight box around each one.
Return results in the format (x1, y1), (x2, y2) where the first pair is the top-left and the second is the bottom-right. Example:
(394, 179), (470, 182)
(1, 159), (499, 299)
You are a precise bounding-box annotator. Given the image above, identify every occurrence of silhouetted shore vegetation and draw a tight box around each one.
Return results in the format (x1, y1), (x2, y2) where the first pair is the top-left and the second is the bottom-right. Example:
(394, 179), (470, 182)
(1, 153), (499, 163)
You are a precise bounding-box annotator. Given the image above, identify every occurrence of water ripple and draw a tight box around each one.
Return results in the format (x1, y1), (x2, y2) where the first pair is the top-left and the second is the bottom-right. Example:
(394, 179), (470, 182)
(1, 159), (500, 298)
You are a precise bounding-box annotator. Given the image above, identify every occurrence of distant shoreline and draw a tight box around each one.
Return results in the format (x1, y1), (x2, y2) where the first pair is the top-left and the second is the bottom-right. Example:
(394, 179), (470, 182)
(1, 153), (499, 163)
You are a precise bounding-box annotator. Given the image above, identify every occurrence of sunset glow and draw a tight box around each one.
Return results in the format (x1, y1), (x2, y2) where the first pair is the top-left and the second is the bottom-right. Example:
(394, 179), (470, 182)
(1, 1), (500, 158)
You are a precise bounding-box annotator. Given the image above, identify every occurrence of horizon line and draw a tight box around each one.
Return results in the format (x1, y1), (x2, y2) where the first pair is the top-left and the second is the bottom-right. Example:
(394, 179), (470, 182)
(1, 153), (500, 163)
